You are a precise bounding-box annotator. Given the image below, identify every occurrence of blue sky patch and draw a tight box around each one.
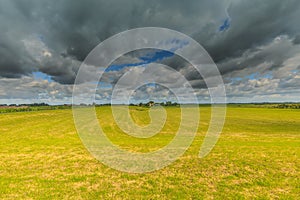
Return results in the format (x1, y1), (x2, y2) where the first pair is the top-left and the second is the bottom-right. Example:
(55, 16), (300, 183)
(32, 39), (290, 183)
(261, 72), (273, 79)
(230, 77), (243, 83)
(144, 82), (157, 87)
(33, 71), (52, 82)
(105, 49), (175, 72)
(105, 39), (189, 72)
(219, 18), (230, 31)
(246, 72), (273, 80)
(139, 50), (174, 62)
(245, 72), (259, 80)
(97, 81), (112, 88)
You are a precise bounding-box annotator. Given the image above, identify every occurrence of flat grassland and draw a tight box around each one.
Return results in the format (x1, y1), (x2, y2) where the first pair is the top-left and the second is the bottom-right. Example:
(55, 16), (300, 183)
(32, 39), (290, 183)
(0, 106), (299, 199)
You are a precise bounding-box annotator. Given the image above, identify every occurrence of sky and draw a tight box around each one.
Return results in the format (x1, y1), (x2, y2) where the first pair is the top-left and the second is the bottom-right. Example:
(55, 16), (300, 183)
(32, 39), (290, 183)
(0, 0), (300, 104)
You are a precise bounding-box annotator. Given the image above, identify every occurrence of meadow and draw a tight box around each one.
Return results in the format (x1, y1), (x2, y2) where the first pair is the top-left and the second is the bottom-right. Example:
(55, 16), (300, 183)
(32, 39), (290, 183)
(0, 106), (299, 199)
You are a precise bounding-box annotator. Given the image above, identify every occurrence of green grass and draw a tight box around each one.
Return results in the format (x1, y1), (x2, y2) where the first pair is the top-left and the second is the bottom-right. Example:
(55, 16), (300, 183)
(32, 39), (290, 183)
(0, 106), (299, 199)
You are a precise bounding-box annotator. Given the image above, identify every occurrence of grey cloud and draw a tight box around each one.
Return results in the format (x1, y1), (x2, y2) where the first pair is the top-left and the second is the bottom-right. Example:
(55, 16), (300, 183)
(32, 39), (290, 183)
(219, 36), (300, 78)
(0, 0), (229, 83)
(293, 35), (300, 44)
(202, 0), (300, 62)
(1, 0), (300, 103)
(2, 0), (300, 78)
(0, 76), (73, 102)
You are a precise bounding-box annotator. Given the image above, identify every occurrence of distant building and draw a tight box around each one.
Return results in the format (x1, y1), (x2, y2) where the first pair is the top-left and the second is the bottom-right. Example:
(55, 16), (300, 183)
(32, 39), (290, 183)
(148, 101), (154, 107)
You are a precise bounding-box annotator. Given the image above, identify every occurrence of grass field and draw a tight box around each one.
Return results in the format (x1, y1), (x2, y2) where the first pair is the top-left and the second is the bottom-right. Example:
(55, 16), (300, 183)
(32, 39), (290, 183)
(0, 106), (299, 199)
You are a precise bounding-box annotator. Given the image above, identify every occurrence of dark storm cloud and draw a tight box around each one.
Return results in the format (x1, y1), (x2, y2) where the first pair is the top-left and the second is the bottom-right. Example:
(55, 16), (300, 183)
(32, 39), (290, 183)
(0, 0), (300, 103)
(1, 0), (299, 79)
(201, 0), (300, 62)
(0, 0), (230, 83)
(218, 36), (300, 76)
(0, 1), (36, 78)
(293, 35), (300, 45)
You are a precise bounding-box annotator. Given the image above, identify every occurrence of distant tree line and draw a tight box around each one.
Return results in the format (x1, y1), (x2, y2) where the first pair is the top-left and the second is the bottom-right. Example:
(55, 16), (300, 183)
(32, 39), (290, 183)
(0, 103), (50, 107)
(1, 102), (300, 114)
(273, 104), (300, 109)
(228, 103), (300, 109)
(0, 103), (71, 113)
(129, 101), (179, 107)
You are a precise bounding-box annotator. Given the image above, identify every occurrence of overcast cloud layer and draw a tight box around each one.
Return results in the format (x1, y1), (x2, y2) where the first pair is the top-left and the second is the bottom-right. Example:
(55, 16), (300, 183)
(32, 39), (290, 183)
(0, 0), (300, 104)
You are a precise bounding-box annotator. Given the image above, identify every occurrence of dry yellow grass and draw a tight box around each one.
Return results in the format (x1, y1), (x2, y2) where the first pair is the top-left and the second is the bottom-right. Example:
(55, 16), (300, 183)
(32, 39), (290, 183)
(0, 106), (299, 199)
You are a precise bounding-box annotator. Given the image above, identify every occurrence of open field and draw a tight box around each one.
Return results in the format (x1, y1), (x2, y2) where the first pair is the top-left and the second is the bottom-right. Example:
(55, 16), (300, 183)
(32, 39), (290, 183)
(0, 106), (299, 199)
